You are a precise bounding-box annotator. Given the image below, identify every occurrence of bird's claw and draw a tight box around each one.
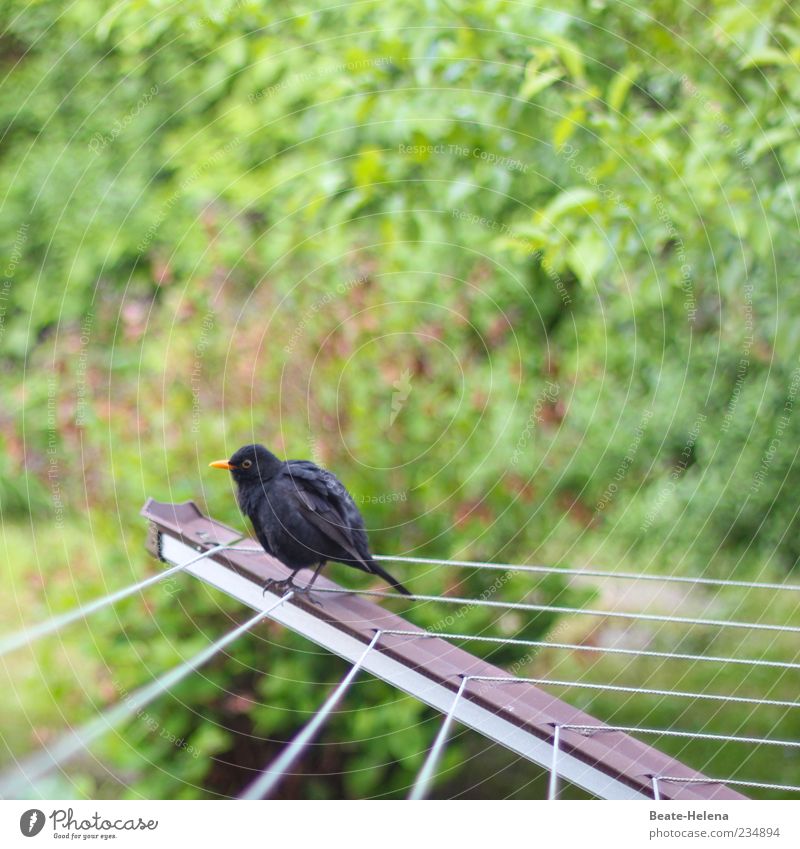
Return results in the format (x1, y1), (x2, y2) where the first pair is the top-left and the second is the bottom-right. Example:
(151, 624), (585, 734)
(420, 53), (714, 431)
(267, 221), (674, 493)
(261, 576), (323, 606)
(262, 576), (297, 597)
(295, 585), (324, 607)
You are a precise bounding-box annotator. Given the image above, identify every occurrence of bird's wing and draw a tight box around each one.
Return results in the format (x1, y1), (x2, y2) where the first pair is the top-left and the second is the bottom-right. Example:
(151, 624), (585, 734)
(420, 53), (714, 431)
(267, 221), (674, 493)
(282, 461), (412, 595)
(282, 462), (367, 565)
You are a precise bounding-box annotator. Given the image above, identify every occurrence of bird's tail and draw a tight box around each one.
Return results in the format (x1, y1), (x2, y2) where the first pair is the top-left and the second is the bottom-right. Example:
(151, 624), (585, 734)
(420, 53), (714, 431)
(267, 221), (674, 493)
(368, 558), (412, 596)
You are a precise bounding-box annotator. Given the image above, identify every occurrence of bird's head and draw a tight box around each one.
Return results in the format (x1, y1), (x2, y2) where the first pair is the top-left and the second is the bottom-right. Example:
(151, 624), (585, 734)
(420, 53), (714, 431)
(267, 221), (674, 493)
(209, 444), (281, 486)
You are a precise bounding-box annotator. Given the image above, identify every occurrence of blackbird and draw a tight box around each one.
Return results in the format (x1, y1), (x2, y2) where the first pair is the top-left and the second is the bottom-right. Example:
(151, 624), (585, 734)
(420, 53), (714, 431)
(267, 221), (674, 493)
(210, 444), (411, 598)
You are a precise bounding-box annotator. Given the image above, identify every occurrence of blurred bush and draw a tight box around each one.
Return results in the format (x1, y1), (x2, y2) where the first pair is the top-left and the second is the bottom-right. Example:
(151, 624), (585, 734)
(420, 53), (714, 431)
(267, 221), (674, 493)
(2, 0), (800, 797)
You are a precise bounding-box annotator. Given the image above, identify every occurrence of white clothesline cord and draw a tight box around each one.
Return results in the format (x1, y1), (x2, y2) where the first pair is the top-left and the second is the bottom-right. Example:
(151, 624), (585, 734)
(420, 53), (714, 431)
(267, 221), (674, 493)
(407, 668), (798, 801)
(408, 676), (470, 800)
(548, 724), (561, 800)
(424, 677), (791, 801)
(560, 725), (800, 748)
(229, 547), (800, 594)
(381, 628), (800, 671)
(468, 675), (798, 710)
(240, 630), (382, 800)
(0, 538), (243, 657)
(315, 587), (800, 634)
(374, 554), (800, 593)
(656, 776), (800, 794)
(0, 592), (291, 797)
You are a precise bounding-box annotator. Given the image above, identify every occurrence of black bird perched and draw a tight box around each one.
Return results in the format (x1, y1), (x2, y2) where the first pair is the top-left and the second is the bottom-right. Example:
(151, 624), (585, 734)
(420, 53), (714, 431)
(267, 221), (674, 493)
(209, 444), (411, 598)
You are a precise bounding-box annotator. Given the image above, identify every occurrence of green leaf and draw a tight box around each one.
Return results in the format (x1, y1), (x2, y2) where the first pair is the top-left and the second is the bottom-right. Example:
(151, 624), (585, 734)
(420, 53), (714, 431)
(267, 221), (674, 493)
(553, 106), (586, 148)
(607, 63), (641, 113)
(538, 187), (600, 225)
(519, 68), (563, 101)
(568, 228), (607, 285)
(749, 126), (798, 161)
(547, 34), (585, 82)
(739, 47), (792, 68)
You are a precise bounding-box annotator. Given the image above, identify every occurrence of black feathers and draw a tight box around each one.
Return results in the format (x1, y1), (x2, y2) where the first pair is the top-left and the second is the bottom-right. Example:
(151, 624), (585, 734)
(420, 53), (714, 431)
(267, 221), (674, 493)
(213, 444), (411, 596)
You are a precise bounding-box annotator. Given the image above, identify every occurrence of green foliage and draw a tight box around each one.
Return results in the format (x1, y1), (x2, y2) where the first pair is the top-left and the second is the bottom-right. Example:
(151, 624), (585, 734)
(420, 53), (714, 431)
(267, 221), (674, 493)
(2, 0), (800, 798)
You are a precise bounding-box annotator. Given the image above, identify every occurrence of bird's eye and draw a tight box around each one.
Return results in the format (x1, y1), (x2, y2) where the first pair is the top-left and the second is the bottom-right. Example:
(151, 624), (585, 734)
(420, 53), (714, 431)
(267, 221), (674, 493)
(241, 459), (252, 469)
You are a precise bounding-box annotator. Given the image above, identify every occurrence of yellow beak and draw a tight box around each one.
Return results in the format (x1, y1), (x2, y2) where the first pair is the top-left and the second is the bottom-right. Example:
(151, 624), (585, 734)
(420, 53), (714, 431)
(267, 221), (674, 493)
(209, 459), (235, 470)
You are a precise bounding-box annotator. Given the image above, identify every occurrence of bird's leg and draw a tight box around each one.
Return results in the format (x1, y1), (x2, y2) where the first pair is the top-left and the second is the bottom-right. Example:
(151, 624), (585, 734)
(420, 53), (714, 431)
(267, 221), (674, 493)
(286, 561), (327, 606)
(304, 560), (327, 591)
